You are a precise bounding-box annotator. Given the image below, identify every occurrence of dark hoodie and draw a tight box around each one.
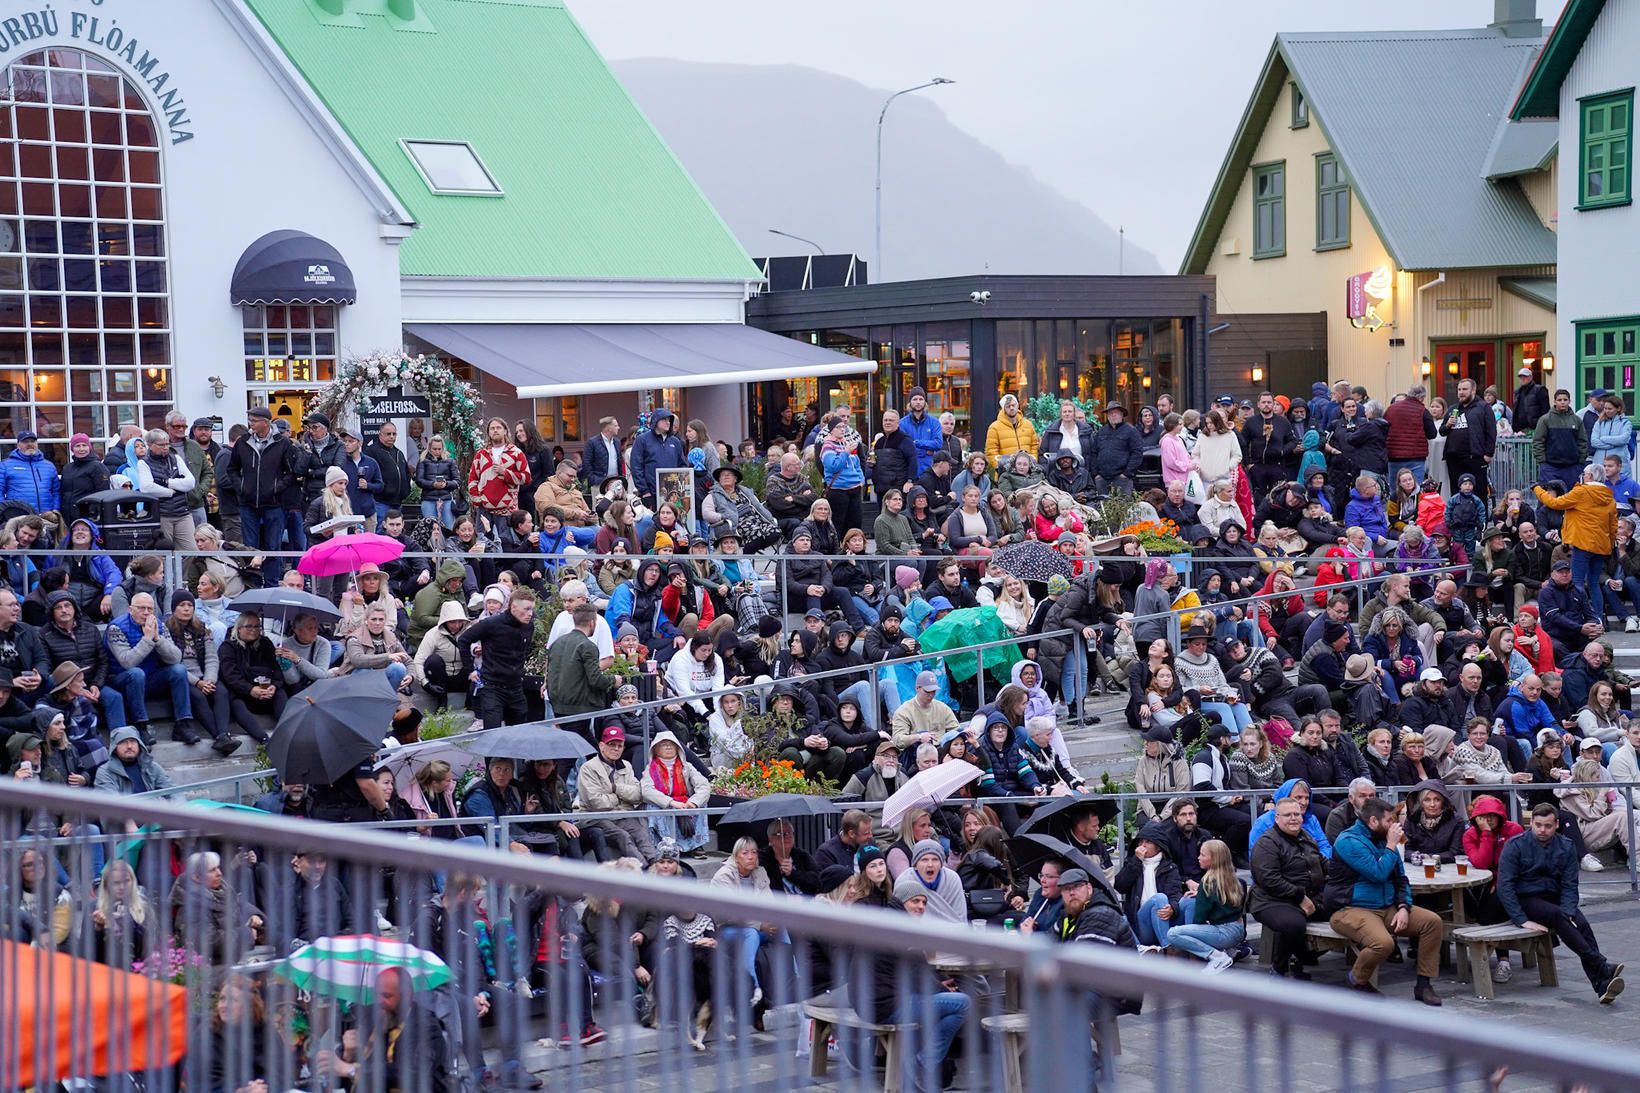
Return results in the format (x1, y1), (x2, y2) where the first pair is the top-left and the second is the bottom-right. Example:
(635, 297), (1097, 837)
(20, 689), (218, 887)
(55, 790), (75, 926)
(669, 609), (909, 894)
(1113, 819), (1184, 924)
(1402, 778), (1464, 862)
(904, 485), (947, 553)
(812, 621), (866, 711)
(60, 448), (111, 520)
(630, 408), (686, 503)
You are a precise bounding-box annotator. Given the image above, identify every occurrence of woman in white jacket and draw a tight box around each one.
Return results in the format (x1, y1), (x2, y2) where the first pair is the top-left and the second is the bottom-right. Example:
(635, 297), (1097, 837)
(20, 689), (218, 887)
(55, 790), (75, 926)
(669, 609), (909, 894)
(641, 730), (711, 853)
(663, 633), (725, 727)
(1194, 410), (1243, 486)
(1199, 478), (1247, 537)
(706, 691), (752, 770)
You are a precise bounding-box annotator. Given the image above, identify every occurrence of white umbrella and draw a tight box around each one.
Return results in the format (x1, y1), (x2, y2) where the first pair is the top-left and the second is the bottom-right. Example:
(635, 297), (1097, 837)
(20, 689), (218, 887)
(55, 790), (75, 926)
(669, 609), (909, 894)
(881, 762), (982, 830)
(374, 738), (480, 782)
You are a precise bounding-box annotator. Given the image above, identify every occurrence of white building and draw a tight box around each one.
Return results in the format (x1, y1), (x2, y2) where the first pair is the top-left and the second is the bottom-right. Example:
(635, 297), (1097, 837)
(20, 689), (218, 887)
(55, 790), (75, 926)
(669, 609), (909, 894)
(0, 0), (866, 461)
(1511, 0), (1640, 401)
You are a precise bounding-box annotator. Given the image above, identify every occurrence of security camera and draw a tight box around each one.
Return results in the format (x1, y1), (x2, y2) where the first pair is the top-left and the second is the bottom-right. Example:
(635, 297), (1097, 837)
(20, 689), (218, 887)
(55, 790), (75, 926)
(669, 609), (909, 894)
(969, 290), (991, 304)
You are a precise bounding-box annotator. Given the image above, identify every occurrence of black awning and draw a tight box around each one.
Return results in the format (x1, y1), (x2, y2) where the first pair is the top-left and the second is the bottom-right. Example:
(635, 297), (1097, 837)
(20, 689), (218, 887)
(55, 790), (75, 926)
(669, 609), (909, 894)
(229, 229), (358, 306)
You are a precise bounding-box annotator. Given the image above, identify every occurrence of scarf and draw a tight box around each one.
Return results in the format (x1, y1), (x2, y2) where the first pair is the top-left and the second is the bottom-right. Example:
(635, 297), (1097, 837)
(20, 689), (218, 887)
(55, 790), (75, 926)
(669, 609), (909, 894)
(648, 756), (689, 804)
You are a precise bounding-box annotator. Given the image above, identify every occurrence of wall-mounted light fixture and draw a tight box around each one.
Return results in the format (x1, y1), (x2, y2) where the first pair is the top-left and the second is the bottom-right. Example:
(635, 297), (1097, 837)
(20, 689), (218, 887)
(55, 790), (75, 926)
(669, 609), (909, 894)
(1447, 359), (1460, 376)
(1541, 352), (1555, 373)
(1141, 375), (1152, 389)
(208, 375), (226, 399)
(1251, 365), (1265, 385)
(1420, 356), (1432, 377)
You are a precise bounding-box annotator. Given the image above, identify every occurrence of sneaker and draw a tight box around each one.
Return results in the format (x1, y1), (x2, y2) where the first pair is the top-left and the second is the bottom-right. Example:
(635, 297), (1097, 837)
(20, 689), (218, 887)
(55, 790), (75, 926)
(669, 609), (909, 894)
(1232, 942), (1255, 962)
(1136, 944), (1164, 955)
(1600, 975), (1625, 1005)
(749, 986), (763, 1008)
(579, 1024), (608, 1046)
(1627, 617), (1640, 633)
(1204, 951), (1234, 975)
(210, 735), (243, 756)
(1582, 854), (1606, 872)
(1492, 958), (1513, 984)
(375, 912), (395, 934)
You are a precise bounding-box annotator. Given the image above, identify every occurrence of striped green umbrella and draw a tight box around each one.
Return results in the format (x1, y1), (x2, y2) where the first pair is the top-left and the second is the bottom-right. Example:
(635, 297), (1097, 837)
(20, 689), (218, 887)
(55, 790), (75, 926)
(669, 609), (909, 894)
(277, 934), (450, 1003)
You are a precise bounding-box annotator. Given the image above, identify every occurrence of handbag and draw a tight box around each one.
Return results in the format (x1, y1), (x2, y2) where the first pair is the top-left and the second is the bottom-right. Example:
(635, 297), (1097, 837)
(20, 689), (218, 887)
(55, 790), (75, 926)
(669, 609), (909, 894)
(967, 888), (1008, 919)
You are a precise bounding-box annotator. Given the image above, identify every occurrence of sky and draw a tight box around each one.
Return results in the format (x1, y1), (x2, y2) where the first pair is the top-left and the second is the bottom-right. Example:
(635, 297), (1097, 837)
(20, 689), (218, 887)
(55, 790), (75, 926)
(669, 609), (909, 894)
(575, 0), (1568, 272)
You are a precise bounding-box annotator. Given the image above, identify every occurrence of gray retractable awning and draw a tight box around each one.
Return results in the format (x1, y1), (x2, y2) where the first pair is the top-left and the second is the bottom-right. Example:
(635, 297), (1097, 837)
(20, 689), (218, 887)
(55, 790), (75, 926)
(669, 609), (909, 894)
(403, 322), (875, 398)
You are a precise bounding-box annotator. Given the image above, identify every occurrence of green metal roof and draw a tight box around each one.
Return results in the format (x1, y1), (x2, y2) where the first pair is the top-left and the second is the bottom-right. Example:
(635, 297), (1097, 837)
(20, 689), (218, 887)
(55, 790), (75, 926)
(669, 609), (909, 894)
(1512, 0), (1607, 119)
(1181, 27), (1557, 275)
(243, 0), (760, 282)
(1500, 276), (1557, 310)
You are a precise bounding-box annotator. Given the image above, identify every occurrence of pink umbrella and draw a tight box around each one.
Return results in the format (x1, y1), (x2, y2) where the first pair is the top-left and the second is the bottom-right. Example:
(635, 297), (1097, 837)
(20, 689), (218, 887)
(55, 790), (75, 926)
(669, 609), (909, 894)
(297, 532), (405, 577)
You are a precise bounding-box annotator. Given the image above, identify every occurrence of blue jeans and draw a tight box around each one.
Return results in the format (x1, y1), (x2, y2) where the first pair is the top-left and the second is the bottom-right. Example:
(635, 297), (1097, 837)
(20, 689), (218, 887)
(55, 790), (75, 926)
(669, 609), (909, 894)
(1541, 463), (1583, 489)
(420, 498), (455, 527)
(1166, 920), (1245, 960)
(1389, 460), (1426, 489)
(1620, 576), (1640, 620)
(383, 663), (408, 691)
(850, 594), (881, 626)
(718, 925), (785, 993)
(1571, 546), (1605, 618)
(1059, 637), (1086, 706)
(240, 506), (286, 580)
(111, 662), (191, 723)
(1214, 617), (1258, 647)
(283, 507), (308, 551)
(1201, 700), (1253, 732)
(889, 991), (971, 1071)
(877, 675), (903, 724)
(1133, 893), (1174, 947)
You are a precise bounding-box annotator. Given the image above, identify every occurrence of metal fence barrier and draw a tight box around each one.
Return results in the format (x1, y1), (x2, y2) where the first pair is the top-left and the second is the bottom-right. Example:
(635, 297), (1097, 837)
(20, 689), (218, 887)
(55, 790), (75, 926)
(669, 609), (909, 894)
(5, 779), (1640, 1093)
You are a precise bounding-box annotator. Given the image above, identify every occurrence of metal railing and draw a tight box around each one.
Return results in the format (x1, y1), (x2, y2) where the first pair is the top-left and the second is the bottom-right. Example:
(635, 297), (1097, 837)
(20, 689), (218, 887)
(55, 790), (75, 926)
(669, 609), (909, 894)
(4, 779), (1640, 1093)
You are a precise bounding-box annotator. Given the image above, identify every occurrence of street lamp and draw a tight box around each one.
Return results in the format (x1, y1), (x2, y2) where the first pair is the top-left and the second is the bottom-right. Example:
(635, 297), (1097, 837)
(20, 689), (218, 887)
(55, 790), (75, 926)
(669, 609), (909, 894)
(875, 77), (954, 281)
(768, 228), (824, 255)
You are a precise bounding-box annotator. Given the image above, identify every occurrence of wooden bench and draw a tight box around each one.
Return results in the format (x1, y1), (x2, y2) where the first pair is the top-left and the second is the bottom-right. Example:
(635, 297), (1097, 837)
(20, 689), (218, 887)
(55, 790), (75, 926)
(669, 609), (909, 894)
(802, 998), (917, 1093)
(983, 1012), (1121, 1093)
(1451, 924), (1558, 1000)
(1256, 920), (1378, 986)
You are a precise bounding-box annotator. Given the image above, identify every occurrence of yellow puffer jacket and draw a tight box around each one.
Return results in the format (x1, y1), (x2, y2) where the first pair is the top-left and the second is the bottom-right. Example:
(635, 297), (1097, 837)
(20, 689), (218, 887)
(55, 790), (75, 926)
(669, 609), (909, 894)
(984, 412), (1040, 468)
(1533, 481), (1617, 554)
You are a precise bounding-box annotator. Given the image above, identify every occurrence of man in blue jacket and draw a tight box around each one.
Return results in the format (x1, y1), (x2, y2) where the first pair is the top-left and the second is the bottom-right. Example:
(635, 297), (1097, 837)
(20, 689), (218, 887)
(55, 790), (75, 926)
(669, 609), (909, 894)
(1323, 797), (1445, 1004)
(1538, 560), (1602, 657)
(1088, 403), (1142, 493)
(336, 428), (384, 531)
(629, 407), (686, 511)
(0, 431), (60, 514)
(901, 386), (944, 477)
(1500, 803), (1625, 1002)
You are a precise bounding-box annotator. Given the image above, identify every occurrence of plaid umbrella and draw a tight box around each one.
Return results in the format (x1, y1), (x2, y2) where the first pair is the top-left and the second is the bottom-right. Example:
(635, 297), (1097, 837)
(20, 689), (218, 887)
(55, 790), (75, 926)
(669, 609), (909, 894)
(277, 935), (450, 1004)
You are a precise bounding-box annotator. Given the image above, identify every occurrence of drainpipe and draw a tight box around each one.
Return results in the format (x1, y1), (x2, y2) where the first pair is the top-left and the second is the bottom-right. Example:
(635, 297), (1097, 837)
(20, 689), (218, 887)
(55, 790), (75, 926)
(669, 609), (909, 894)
(1416, 272), (1445, 381)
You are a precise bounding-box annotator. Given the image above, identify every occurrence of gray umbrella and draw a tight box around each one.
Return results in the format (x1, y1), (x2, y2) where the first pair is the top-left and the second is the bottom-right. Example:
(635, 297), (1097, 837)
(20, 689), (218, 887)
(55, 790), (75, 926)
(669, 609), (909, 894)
(267, 672), (398, 785)
(229, 587), (343, 625)
(459, 723), (595, 763)
(720, 793), (841, 827)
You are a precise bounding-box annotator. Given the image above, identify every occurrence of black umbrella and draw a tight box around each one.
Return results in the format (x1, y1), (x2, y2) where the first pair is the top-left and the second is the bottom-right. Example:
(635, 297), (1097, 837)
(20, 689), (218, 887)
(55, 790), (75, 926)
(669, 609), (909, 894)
(267, 672), (398, 785)
(720, 793), (841, 827)
(1015, 792), (1119, 838)
(993, 540), (1074, 582)
(1006, 833), (1119, 898)
(78, 489), (168, 505)
(459, 724), (594, 763)
(229, 587), (343, 625)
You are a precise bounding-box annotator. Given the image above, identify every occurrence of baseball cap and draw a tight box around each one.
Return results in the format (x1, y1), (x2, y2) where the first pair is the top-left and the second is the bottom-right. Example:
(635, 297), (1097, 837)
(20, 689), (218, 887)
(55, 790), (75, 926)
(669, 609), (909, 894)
(1580, 737), (1603, 752)
(803, 607), (825, 621)
(1517, 366), (1533, 377)
(1552, 559), (1572, 572)
(599, 724), (626, 745)
(17, 430), (36, 442)
(1419, 667), (1444, 683)
(1143, 725), (1174, 744)
(1592, 388), (1610, 398)
(1205, 723), (1233, 742)
(1215, 394), (1234, 406)
(874, 739), (900, 757)
(915, 669), (939, 691)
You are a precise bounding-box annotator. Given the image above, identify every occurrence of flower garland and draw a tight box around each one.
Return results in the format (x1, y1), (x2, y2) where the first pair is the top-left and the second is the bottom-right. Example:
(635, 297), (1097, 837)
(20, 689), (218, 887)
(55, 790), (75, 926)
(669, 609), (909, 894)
(310, 351), (483, 479)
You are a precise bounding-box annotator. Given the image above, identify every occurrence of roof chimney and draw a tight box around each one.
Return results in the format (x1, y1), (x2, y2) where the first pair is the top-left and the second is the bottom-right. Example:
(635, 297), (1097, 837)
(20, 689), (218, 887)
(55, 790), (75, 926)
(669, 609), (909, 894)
(1490, 0), (1542, 37)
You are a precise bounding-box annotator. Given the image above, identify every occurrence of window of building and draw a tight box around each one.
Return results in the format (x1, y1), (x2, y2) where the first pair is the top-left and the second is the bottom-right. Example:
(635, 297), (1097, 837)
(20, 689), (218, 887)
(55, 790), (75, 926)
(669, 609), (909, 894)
(532, 395), (581, 443)
(0, 49), (175, 452)
(1579, 90), (1633, 209)
(1290, 84), (1308, 129)
(1577, 317), (1639, 404)
(922, 322), (971, 441)
(401, 139), (502, 196)
(1252, 162), (1285, 258)
(1316, 153), (1350, 250)
(243, 304), (339, 389)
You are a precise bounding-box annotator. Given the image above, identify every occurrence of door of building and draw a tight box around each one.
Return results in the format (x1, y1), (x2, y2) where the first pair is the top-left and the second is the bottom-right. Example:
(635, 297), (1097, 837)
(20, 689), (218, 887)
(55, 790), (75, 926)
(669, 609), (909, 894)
(1434, 342), (1495, 406)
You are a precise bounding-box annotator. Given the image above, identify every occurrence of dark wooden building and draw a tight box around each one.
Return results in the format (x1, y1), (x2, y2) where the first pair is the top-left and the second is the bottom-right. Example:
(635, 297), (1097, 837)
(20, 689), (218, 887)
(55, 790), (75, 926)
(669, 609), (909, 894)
(744, 273), (1327, 446)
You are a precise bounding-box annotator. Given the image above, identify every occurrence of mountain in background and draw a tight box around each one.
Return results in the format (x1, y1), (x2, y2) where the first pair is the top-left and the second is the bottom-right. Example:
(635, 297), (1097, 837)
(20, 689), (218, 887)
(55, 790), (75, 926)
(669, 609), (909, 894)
(612, 59), (1161, 281)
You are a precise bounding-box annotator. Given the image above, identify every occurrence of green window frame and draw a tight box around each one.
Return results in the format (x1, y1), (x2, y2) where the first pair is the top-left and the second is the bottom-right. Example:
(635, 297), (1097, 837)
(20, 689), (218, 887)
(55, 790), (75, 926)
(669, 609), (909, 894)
(1290, 84), (1308, 129)
(1315, 152), (1350, 250)
(1252, 161), (1285, 259)
(1578, 89), (1632, 210)
(1576, 316), (1640, 406)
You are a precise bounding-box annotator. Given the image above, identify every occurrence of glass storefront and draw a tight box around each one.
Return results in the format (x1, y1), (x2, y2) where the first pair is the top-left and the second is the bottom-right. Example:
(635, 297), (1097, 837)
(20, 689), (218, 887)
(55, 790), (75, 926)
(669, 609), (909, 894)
(752, 315), (1191, 447)
(0, 49), (175, 454)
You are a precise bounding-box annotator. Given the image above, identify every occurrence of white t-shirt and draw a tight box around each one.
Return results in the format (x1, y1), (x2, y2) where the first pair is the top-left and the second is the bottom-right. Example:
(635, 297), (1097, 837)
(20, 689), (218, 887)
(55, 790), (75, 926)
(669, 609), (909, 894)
(547, 611), (613, 659)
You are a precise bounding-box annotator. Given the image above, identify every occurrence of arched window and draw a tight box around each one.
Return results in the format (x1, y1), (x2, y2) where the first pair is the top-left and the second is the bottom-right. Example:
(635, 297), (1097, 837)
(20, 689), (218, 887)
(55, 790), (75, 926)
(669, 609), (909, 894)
(0, 47), (172, 457)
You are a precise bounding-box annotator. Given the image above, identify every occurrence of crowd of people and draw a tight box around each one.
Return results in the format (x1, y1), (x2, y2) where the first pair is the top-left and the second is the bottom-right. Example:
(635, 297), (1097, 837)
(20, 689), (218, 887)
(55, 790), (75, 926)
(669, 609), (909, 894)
(4, 374), (1639, 1086)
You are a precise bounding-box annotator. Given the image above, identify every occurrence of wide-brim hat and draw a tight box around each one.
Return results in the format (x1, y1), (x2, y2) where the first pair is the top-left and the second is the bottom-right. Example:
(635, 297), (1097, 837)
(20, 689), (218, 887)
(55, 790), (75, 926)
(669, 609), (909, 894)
(49, 660), (85, 694)
(714, 464), (742, 484)
(1480, 525), (1513, 543)
(1102, 403), (1127, 417)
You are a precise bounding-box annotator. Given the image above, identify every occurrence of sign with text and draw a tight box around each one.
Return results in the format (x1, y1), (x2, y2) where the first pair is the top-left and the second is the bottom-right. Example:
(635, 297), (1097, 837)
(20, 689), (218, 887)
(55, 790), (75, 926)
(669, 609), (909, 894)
(359, 386), (430, 434)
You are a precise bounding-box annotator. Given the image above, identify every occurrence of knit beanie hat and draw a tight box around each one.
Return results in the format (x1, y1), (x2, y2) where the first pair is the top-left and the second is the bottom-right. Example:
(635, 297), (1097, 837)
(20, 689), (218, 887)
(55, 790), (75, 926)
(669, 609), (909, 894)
(856, 844), (887, 872)
(893, 870), (931, 904)
(653, 531), (675, 552)
(170, 588), (195, 611)
(616, 682), (639, 700)
(895, 565), (919, 590)
(1047, 574), (1070, 596)
(617, 622), (640, 642)
(324, 465), (348, 487)
(911, 839), (944, 866)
